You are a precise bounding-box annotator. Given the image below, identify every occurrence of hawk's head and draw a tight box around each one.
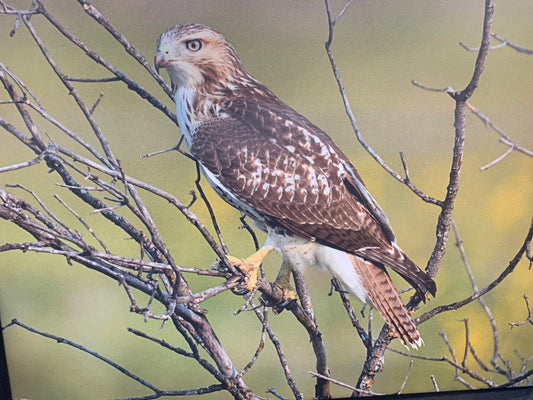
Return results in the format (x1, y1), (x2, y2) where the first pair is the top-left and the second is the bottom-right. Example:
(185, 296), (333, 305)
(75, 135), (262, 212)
(155, 24), (245, 92)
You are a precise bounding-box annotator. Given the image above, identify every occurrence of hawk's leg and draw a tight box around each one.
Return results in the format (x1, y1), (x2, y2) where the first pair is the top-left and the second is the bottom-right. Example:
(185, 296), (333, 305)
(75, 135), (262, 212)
(227, 246), (297, 302)
(274, 261), (297, 301)
(227, 245), (274, 291)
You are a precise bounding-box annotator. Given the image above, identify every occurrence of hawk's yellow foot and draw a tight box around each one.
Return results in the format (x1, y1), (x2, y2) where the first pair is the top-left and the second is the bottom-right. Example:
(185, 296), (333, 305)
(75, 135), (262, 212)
(227, 245), (274, 291)
(273, 261), (297, 301)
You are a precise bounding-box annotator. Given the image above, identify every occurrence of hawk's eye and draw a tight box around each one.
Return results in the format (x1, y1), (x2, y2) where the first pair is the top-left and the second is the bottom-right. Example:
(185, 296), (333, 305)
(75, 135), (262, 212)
(185, 39), (202, 52)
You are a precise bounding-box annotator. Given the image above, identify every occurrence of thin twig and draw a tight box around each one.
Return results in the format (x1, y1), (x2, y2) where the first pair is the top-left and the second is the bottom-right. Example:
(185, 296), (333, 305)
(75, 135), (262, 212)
(0, 154), (44, 173)
(491, 33), (533, 55)
(22, 13), (119, 169)
(252, 299), (303, 400)
(440, 330), (476, 389)
(237, 305), (268, 378)
(193, 160), (229, 255)
(291, 268), (330, 399)
(74, 0), (173, 98)
(3, 319), (161, 392)
(35, 0), (176, 122)
(309, 371), (382, 396)
(480, 147), (514, 171)
(5, 183), (79, 240)
(64, 75), (121, 83)
(509, 295), (533, 328)
(396, 360), (414, 395)
(418, 216), (533, 325)
(54, 193), (110, 253)
(431, 375), (440, 392)
(0, 62), (42, 106)
(89, 92), (104, 114)
(452, 221), (506, 375)
(325, 1), (441, 207)
(465, 102), (533, 170)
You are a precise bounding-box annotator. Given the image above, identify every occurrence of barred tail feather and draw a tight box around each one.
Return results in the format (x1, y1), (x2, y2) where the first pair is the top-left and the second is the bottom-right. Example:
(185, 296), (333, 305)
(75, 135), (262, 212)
(349, 255), (423, 349)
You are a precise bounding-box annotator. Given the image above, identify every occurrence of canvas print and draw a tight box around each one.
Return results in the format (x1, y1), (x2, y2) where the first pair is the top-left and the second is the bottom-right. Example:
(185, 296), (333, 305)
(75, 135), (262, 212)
(0, 1), (532, 399)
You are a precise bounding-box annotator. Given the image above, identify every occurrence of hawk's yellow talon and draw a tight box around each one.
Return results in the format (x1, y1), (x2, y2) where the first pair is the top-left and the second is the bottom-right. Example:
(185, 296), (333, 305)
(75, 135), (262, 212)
(282, 288), (297, 301)
(228, 246), (274, 291)
(274, 261), (298, 301)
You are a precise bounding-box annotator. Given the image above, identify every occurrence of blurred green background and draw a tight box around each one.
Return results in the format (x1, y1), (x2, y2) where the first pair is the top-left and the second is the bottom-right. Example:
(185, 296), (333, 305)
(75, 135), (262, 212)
(1, 1), (532, 399)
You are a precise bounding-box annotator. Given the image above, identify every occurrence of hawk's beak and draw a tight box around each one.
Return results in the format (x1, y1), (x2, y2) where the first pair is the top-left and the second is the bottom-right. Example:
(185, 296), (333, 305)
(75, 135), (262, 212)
(154, 52), (170, 74)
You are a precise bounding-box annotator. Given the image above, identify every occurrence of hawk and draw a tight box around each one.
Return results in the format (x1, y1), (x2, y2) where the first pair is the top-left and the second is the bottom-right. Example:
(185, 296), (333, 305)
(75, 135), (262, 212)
(155, 24), (436, 348)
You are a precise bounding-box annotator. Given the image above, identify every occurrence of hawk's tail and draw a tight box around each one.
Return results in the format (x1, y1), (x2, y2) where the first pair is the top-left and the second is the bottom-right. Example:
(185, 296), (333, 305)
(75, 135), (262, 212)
(349, 255), (422, 348)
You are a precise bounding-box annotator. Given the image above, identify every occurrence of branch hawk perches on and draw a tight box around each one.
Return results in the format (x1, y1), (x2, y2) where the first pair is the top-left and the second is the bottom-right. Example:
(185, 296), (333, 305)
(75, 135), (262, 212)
(155, 23), (436, 348)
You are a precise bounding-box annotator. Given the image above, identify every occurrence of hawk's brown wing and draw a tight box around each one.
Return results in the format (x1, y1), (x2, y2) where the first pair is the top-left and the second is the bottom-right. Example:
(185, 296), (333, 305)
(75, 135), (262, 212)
(190, 100), (436, 296)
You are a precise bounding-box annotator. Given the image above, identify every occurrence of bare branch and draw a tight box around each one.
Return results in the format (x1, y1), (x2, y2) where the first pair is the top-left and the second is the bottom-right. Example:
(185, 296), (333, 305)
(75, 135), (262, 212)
(291, 269), (329, 399)
(461, 32), (533, 55)
(491, 33), (533, 55)
(0, 61), (43, 106)
(21, 12), (119, 169)
(431, 375), (440, 392)
(237, 306), (268, 378)
(3, 319), (161, 393)
(465, 102), (533, 170)
(74, 0), (173, 98)
(127, 327), (225, 383)
(452, 221), (504, 373)
(308, 371), (382, 396)
(459, 40), (506, 52)
(509, 295), (533, 328)
(424, 0), (495, 279)
(325, 1), (442, 207)
(480, 146), (514, 171)
(418, 216), (533, 324)
(452, 0), (495, 101)
(54, 193), (110, 253)
(396, 360), (414, 395)
(34, 0), (176, 123)
(250, 298), (303, 400)
(0, 154), (44, 173)
(332, 279), (370, 347)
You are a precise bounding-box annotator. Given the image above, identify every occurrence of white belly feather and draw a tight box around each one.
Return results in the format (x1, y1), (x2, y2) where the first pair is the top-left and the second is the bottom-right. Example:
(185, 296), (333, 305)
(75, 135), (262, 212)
(265, 229), (368, 303)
